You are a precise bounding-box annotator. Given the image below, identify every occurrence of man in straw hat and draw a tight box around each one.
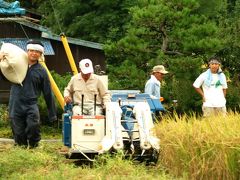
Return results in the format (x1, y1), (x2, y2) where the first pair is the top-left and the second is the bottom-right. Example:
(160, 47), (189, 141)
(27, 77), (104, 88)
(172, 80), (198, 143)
(144, 65), (169, 99)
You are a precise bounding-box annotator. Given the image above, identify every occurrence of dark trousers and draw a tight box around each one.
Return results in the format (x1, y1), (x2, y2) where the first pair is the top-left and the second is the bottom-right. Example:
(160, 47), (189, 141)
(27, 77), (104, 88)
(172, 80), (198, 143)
(9, 103), (41, 148)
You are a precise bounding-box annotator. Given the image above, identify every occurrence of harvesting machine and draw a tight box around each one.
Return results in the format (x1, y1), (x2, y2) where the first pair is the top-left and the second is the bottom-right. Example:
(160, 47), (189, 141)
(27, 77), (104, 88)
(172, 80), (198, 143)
(62, 90), (164, 164)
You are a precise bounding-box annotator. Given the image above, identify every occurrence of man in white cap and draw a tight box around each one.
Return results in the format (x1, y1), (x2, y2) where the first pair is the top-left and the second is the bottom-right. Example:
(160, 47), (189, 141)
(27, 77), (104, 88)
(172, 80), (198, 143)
(64, 58), (110, 115)
(144, 65), (169, 99)
(193, 57), (227, 117)
(0, 40), (57, 148)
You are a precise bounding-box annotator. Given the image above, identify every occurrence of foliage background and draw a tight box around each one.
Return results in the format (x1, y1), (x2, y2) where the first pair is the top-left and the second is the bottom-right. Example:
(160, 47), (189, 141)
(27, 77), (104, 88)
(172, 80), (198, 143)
(16, 0), (240, 114)
(2, 2), (240, 179)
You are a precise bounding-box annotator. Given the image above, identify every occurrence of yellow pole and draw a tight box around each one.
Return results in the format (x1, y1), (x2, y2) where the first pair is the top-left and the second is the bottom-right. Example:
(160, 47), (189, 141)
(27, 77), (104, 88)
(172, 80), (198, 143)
(60, 33), (78, 75)
(39, 56), (65, 109)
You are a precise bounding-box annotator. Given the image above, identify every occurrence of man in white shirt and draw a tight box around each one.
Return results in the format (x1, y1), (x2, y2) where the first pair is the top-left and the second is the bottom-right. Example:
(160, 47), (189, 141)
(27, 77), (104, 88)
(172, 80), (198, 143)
(144, 65), (168, 99)
(193, 58), (227, 117)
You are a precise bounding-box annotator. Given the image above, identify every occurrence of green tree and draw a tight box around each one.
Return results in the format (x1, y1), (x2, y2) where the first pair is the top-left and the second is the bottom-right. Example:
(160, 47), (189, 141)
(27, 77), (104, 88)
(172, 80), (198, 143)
(19, 0), (240, 113)
(36, 0), (137, 43)
(105, 0), (225, 113)
(216, 0), (240, 110)
(217, 0), (240, 75)
(18, 0), (44, 11)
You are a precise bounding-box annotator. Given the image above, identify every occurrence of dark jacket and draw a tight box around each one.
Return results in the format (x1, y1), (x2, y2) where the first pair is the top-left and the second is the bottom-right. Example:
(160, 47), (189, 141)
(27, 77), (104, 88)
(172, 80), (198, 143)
(9, 62), (57, 121)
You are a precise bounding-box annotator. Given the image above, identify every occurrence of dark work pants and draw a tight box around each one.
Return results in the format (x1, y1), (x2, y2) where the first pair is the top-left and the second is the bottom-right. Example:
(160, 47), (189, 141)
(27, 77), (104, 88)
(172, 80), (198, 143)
(9, 102), (41, 148)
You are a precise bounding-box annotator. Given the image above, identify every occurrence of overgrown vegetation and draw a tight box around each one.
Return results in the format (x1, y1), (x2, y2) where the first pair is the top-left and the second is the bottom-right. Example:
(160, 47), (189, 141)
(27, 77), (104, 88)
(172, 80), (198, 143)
(1, 1), (239, 179)
(0, 104), (8, 127)
(0, 104), (11, 138)
(0, 104), (61, 139)
(1, 109), (240, 179)
(38, 71), (71, 123)
(18, 0), (240, 114)
(156, 112), (240, 179)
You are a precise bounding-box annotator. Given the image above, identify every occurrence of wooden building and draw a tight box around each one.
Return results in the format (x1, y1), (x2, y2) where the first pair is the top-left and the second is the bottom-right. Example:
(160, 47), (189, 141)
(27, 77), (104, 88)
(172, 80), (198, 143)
(0, 17), (106, 104)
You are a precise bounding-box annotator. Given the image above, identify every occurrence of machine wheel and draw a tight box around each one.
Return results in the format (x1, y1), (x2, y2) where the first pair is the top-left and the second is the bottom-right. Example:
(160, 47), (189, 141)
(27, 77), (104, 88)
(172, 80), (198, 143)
(146, 149), (159, 166)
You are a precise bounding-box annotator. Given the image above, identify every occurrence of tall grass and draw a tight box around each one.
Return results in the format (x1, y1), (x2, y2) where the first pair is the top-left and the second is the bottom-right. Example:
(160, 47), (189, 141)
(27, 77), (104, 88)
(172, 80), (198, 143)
(2, 104), (240, 179)
(156, 112), (240, 179)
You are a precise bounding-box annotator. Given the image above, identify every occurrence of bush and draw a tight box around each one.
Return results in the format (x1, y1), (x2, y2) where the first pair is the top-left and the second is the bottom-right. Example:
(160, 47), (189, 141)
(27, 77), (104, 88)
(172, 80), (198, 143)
(226, 74), (240, 112)
(108, 60), (147, 91)
(38, 71), (72, 123)
(0, 104), (9, 127)
(162, 57), (203, 114)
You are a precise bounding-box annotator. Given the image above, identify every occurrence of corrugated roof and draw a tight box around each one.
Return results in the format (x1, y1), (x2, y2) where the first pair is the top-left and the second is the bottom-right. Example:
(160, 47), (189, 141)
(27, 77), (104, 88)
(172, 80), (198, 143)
(17, 20), (103, 50)
(0, 17), (104, 50)
(0, 38), (55, 55)
(17, 20), (51, 33)
(41, 32), (103, 50)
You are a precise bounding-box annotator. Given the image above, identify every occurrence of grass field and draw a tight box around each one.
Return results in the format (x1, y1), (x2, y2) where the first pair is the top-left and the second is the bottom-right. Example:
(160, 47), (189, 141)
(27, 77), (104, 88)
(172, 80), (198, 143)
(1, 104), (240, 179)
(0, 142), (177, 180)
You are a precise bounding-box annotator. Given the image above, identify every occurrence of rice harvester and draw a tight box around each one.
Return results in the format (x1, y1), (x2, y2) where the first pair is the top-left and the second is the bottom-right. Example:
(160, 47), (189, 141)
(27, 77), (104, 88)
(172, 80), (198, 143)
(62, 90), (164, 163)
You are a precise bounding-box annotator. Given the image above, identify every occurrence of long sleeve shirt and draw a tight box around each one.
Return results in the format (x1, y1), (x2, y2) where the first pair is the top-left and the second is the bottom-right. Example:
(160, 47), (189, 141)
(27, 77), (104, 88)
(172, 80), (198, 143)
(144, 75), (161, 99)
(64, 73), (110, 106)
(9, 62), (57, 121)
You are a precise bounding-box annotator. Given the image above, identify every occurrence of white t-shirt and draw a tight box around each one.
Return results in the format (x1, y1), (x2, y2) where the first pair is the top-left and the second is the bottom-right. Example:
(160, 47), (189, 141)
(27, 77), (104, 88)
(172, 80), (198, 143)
(193, 71), (227, 107)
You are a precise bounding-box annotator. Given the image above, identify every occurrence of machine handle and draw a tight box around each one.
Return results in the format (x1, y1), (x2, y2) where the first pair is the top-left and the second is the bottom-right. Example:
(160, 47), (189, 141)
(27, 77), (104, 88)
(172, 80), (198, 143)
(94, 94), (97, 115)
(81, 94), (84, 115)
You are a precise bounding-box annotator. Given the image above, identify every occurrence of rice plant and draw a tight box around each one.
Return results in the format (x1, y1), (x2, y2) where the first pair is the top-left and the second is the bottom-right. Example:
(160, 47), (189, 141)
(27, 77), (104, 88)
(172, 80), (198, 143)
(156, 112), (240, 179)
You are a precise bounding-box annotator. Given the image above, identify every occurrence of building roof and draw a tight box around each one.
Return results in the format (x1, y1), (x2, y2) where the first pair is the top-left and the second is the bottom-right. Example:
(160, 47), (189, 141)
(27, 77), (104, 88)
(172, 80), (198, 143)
(0, 38), (55, 55)
(17, 19), (103, 50)
(41, 32), (103, 50)
(0, 17), (104, 50)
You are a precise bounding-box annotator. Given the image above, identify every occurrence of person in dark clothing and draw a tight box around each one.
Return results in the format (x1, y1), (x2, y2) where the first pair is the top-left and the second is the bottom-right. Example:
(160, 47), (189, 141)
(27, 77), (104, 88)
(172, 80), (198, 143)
(0, 40), (57, 148)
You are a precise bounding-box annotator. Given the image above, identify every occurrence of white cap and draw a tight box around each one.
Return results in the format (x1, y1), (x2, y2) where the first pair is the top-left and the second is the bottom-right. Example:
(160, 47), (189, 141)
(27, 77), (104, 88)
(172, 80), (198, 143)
(79, 58), (94, 74)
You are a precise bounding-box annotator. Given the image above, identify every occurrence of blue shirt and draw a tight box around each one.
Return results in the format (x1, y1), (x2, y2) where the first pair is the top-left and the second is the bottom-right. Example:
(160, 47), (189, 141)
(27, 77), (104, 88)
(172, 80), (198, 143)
(144, 75), (161, 99)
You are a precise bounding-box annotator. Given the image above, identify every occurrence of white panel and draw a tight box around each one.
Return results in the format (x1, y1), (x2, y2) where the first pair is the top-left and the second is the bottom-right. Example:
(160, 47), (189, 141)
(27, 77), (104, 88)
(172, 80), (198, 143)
(71, 117), (105, 152)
